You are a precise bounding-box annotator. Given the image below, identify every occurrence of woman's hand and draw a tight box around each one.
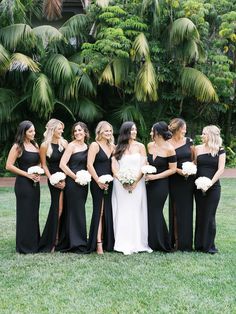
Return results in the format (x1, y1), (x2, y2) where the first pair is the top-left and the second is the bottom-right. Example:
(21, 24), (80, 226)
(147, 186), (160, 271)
(54, 180), (66, 190)
(96, 180), (109, 190)
(145, 174), (156, 181)
(27, 173), (40, 182)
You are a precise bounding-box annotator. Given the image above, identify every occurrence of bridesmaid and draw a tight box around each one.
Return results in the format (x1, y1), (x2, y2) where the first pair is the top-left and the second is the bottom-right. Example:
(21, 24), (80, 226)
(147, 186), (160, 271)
(6, 121), (41, 254)
(87, 121), (115, 254)
(39, 118), (67, 252)
(59, 122), (89, 253)
(146, 122), (177, 252)
(168, 118), (195, 251)
(194, 125), (225, 254)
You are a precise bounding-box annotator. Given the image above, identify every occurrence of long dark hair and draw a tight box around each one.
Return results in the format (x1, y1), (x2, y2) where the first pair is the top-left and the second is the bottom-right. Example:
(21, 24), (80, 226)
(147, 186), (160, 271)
(15, 120), (37, 154)
(72, 121), (90, 142)
(153, 121), (172, 141)
(114, 121), (135, 160)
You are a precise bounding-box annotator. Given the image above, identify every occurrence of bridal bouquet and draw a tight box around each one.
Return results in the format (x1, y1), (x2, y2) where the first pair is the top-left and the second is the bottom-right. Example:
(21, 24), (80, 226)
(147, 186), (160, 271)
(49, 172), (66, 186)
(75, 170), (91, 185)
(98, 174), (113, 195)
(195, 176), (212, 194)
(27, 166), (44, 186)
(182, 162), (197, 177)
(141, 165), (157, 175)
(117, 168), (138, 193)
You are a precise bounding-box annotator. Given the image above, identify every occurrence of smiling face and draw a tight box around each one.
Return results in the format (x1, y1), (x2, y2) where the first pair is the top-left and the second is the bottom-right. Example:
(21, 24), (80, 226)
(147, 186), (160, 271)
(25, 125), (35, 141)
(100, 123), (113, 141)
(53, 123), (64, 139)
(177, 124), (186, 138)
(74, 124), (85, 142)
(130, 124), (137, 140)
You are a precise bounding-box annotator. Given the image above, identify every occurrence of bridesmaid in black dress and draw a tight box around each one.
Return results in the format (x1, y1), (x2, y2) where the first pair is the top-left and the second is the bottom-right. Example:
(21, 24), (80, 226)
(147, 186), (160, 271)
(6, 121), (41, 253)
(87, 121), (115, 254)
(39, 119), (67, 252)
(168, 118), (195, 251)
(146, 122), (177, 252)
(194, 125), (225, 254)
(59, 122), (89, 253)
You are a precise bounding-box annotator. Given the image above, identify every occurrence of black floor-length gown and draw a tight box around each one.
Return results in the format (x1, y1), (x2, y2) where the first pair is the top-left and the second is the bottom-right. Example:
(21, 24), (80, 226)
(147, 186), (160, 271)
(15, 149), (40, 254)
(39, 143), (65, 252)
(147, 154), (176, 252)
(169, 138), (195, 251)
(194, 149), (225, 253)
(57, 149), (88, 253)
(87, 145), (114, 253)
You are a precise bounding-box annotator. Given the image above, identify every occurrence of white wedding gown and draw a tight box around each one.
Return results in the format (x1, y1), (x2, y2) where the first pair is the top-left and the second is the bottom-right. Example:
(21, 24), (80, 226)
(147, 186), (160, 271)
(112, 153), (152, 255)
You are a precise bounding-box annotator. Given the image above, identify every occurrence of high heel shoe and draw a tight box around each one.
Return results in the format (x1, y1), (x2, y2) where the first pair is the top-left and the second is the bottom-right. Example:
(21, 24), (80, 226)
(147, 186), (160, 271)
(96, 242), (104, 255)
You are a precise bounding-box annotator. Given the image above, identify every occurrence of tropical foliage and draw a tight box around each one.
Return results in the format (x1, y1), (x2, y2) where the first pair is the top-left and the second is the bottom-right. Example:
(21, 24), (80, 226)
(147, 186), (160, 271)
(0, 0), (235, 170)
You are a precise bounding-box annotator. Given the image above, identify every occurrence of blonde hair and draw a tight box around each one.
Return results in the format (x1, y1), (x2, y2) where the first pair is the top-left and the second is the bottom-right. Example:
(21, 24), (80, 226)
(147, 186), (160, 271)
(203, 125), (223, 157)
(169, 118), (186, 134)
(95, 121), (114, 145)
(43, 118), (66, 157)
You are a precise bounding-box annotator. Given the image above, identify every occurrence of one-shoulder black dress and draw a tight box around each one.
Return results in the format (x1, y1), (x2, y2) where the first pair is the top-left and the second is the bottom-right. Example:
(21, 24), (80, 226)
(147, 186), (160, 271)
(15, 149), (40, 254)
(39, 143), (65, 252)
(194, 149), (225, 253)
(87, 145), (114, 253)
(147, 154), (176, 252)
(169, 138), (195, 251)
(58, 149), (88, 253)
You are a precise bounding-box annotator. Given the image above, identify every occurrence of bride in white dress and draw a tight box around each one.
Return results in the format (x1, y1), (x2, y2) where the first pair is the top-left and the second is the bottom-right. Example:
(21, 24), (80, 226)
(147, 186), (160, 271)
(112, 122), (152, 255)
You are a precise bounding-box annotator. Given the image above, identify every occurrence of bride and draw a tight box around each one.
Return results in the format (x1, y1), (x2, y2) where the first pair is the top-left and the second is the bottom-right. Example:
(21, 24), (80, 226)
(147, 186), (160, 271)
(112, 121), (152, 255)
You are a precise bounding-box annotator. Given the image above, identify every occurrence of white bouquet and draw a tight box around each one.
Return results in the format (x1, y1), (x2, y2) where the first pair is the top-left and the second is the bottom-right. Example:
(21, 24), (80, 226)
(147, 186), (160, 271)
(117, 168), (138, 193)
(49, 172), (66, 186)
(75, 170), (91, 185)
(27, 166), (44, 186)
(27, 166), (44, 175)
(141, 165), (157, 174)
(182, 162), (197, 177)
(195, 176), (212, 194)
(98, 174), (114, 194)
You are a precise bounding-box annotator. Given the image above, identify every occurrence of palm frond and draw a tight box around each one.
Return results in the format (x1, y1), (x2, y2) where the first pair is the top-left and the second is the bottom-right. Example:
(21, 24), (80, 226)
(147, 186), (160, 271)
(31, 73), (54, 118)
(170, 18), (199, 46)
(0, 88), (17, 122)
(134, 59), (158, 102)
(99, 63), (114, 85)
(10, 53), (40, 72)
(132, 33), (150, 61)
(68, 97), (102, 121)
(0, 44), (10, 73)
(112, 104), (146, 130)
(181, 67), (218, 102)
(113, 58), (129, 87)
(45, 54), (74, 84)
(0, 24), (33, 50)
(43, 0), (62, 21)
(60, 14), (88, 40)
(33, 26), (64, 46)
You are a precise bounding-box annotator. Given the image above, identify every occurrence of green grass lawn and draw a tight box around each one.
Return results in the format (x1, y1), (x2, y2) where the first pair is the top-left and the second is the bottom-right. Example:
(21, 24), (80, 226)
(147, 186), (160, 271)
(0, 179), (235, 314)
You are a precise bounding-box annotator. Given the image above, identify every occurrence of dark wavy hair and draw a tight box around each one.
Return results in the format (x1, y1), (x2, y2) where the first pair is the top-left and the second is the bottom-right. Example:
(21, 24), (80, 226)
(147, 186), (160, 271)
(15, 120), (37, 154)
(152, 121), (172, 141)
(72, 122), (90, 142)
(114, 121), (135, 160)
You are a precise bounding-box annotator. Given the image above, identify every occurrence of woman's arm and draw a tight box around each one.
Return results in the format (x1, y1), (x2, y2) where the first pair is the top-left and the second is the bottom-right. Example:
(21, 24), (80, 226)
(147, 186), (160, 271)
(6, 144), (39, 181)
(59, 143), (76, 180)
(40, 143), (51, 178)
(87, 142), (107, 190)
(211, 152), (226, 186)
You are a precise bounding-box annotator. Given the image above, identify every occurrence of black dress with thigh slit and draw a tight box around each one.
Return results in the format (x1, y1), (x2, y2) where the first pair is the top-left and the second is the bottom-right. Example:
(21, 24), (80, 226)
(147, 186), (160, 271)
(147, 154), (176, 252)
(39, 143), (65, 252)
(194, 149), (225, 253)
(58, 149), (88, 253)
(169, 138), (195, 251)
(15, 149), (40, 254)
(87, 145), (114, 253)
